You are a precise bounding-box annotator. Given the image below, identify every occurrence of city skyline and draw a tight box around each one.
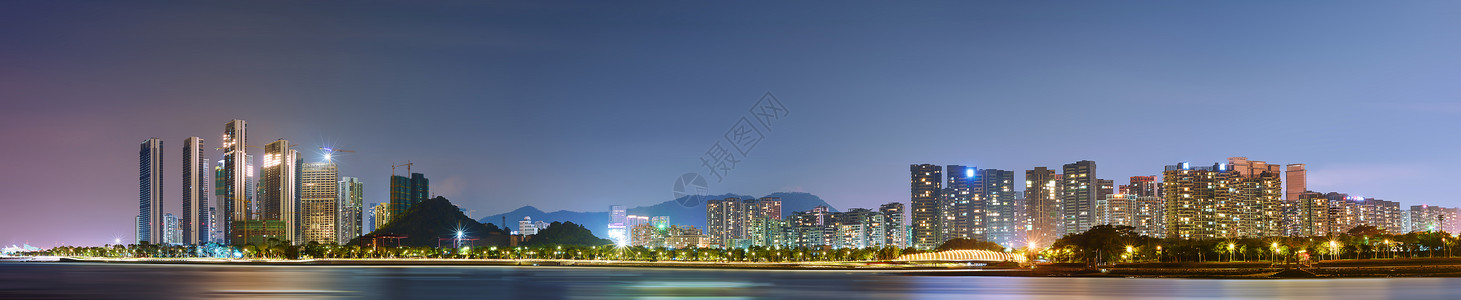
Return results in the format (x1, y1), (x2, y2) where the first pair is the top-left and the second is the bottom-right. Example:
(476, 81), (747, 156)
(5, 1), (1461, 247)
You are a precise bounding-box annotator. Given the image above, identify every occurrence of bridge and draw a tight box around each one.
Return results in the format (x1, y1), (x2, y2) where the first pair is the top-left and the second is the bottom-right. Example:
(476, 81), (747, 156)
(894, 249), (1026, 263)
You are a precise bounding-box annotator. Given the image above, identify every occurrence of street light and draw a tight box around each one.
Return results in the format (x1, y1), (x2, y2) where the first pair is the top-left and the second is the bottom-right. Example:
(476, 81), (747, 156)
(1329, 240), (1339, 261)
(1271, 242), (1280, 262)
(1384, 239), (1392, 259)
(1228, 243), (1235, 262)
(455, 230), (464, 250)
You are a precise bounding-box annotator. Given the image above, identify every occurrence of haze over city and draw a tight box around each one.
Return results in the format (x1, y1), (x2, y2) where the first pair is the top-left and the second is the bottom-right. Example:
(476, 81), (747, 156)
(3, 1), (1460, 248)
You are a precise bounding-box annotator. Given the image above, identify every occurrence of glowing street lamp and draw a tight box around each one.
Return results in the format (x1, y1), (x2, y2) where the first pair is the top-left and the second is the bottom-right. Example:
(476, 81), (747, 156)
(1271, 242), (1280, 262)
(1384, 239), (1392, 259)
(455, 230), (464, 250)
(1228, 243), (1235, 262)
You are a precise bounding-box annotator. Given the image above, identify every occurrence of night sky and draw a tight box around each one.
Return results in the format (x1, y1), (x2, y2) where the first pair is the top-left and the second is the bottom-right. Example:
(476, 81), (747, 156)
(2, 1), (1459, 247)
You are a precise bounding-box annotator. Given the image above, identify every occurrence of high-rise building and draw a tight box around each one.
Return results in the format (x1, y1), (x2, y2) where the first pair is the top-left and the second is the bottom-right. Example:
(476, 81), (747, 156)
(749, 197), (782, 221)
(138, 138), (164, 244)
(705, 197), (739, 246)
(1060, 160), (1098, 236)
(980, 169), (1016, 247)
(943, 165), (982, 242)
(719, 197), (784, 248)
(1291, 191), (1331, 236)
(338, 177), (364, 244)
(608, 205), (628, 245)
(1096, 179), (1115, 205)
(389, 173), (430, 221)
(1024, 167), (1059, 248)
(1011, 191), (1027, 248)
(1324, 192), (1358, 234)
(626, 215), (649, 229)
(1097, 194), (1165, 238)
(790, 206), (834, 247)
(1410, 205), (1460, 233)
(300, 161), (339, 244)
(910, 164), (942, 249)
(1359, 198), (1403, 233)
(1120, 176), (1160, 197)
(1163, 160), (1283, 239)
(630, 224), (665, 247)
(1226, 157), (1284, 237)
(1164, 162), (1223, 239)
(369, 202), (391, 232)
(259, 139), (300, 244)
(1285, 164), (1306, 201)
(706, 197), (784, 247)
(220, 120), (250, 245)
(879, 202), (906, 248)
(182, 137), (208, 244)
(163, 213), (180, 245)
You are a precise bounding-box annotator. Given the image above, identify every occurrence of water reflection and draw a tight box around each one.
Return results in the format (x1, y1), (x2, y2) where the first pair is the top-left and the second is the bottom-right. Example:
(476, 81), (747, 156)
(2, 262), (1459, 299)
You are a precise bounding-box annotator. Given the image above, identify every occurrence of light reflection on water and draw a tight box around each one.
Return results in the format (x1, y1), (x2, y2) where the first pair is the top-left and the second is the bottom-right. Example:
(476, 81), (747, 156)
(2, 262), (1458, 299)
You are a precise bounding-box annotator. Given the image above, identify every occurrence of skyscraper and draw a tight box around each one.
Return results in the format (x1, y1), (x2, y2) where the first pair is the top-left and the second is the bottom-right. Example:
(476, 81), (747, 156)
(260, 139), (300, 244)
(301, 161), (339, 244)
(1285, 164), (1306, 201)
(220, 120), (249, 245)
(980, 169), (1016, 247)
(910, 164), (942, 249)
(1024, 167), (1059, 248)
(1061, 160), (1097, 236)
(706, 197), (745, 246)
(138, 138), (163, 244)
(182, 137), (208, 244)
(389, 173), (430, 221)
(338, 177), (364, 244)
(943, 165), (981, 242)
(1164, 162), (1222, 239)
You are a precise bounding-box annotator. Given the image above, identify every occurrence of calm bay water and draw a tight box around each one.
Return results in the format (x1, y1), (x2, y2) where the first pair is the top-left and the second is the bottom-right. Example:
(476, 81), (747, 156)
(2, 262), (1458, 299)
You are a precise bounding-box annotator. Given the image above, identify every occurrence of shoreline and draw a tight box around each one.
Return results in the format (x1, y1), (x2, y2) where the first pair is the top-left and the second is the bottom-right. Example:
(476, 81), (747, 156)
(39, 257), (1461, 279)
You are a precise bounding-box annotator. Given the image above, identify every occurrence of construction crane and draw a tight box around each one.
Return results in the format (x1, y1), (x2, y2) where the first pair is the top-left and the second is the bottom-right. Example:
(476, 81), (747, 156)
(392, 161), (414, 177)
(320, 147), (355, 161)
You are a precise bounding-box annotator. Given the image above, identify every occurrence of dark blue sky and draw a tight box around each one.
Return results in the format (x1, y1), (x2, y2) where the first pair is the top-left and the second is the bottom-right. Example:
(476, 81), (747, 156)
(2, 1), (1458, 246)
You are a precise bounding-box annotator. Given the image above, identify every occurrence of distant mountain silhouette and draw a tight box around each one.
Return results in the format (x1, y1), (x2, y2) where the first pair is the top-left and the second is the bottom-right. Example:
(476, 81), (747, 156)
(352, 196), (508, 247)
(478, 192), (839, 239)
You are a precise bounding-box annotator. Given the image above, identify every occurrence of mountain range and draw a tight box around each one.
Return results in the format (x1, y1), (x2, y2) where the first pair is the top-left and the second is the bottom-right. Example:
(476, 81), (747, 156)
(477, 192), (839, 239)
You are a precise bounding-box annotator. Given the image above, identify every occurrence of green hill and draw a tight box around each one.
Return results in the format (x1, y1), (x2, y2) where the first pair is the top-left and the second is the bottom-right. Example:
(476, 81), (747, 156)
(351, 196), (508, 247)
(521, 221), (613, 247)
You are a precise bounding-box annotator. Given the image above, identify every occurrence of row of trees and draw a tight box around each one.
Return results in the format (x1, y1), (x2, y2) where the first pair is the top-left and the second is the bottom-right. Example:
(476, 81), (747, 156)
(1044, 225), (1461, 266)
